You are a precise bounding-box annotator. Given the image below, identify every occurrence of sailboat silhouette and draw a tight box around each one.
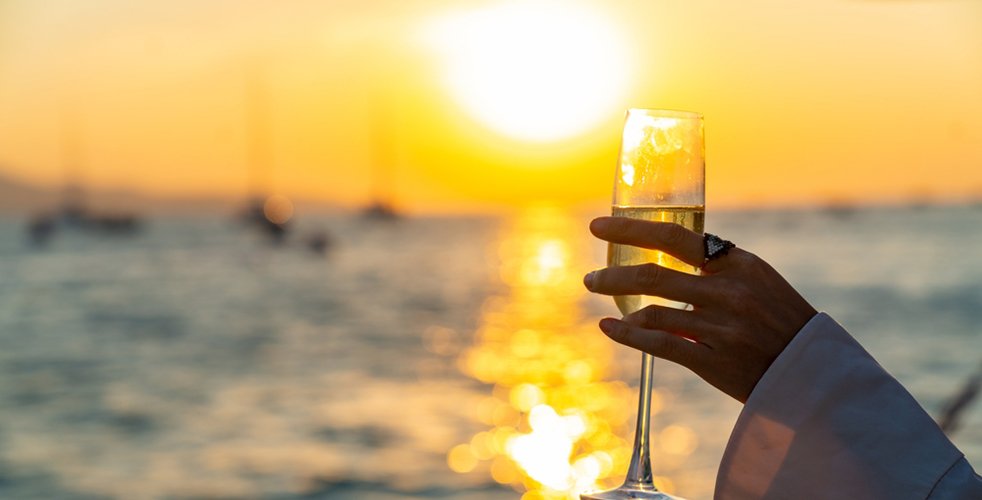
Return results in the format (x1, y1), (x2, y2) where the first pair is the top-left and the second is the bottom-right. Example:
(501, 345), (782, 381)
(237, 62), (291, 243)
(26, 101), (141, 246)
(361, 99), (400, 221)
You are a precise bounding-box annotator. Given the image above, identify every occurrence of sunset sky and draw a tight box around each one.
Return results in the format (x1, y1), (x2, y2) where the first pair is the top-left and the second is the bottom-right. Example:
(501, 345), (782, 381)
(0, 0), (980, 213)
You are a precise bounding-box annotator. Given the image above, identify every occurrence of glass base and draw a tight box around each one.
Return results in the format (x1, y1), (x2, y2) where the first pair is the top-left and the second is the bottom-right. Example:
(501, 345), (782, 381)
(581, 487), (683, 500)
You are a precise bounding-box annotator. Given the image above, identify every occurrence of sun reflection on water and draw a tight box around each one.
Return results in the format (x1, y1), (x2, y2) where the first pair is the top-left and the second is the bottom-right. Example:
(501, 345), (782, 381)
(448, 207), (697, 498)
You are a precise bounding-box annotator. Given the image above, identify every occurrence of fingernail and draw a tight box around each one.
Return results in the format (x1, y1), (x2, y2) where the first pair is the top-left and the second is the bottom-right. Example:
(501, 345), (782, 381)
(589, 218), (607, 234)
(599, 318), (617, 334)
(583, 271), (596, 290)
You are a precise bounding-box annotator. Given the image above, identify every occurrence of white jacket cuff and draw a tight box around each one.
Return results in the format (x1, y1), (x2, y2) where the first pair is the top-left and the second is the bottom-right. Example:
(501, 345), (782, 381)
(714, 312), (971, 499)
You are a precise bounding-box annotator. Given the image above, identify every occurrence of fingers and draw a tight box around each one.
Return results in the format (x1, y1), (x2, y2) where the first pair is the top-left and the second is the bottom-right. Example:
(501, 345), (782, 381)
(584, 263), (708, 305)
(590, 217), (705, 268)
(622, 304), (715, 342)
(599, 317), (707, 368)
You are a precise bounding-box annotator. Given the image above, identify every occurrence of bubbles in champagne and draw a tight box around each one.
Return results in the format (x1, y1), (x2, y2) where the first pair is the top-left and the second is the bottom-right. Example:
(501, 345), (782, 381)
(607, 206), (705, 316)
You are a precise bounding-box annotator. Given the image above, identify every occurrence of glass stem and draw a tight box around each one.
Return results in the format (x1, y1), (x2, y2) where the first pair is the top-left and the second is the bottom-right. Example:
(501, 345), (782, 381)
(623, 351), (657, 490)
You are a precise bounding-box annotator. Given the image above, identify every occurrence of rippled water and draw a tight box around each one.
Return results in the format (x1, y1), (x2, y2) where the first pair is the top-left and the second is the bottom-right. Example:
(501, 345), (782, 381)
(0, 205), (979, 499)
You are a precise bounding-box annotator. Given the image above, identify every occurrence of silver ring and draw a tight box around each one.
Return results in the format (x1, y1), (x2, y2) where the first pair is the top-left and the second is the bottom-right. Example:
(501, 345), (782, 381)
(703, 233), (735, 266)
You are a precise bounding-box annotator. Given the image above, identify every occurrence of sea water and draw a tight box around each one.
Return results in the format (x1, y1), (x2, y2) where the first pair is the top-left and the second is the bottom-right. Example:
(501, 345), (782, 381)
(0, 205), (978, 499)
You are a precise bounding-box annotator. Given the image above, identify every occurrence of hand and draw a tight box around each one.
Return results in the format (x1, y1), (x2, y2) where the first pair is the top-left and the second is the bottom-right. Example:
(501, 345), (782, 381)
(583, 217), (818, 403)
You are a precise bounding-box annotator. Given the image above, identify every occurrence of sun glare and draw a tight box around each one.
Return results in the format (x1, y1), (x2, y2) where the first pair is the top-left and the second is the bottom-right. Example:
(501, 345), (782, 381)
(447, 208), (695, 498)
(425, 1), (630, 142)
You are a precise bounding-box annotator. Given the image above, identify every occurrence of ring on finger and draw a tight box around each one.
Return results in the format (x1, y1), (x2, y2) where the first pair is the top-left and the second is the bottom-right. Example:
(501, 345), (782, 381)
(703, 233), (735, 268)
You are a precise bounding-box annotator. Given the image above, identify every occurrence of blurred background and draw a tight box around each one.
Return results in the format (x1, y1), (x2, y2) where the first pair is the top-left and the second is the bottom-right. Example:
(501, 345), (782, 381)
(0, 0), (980, 498)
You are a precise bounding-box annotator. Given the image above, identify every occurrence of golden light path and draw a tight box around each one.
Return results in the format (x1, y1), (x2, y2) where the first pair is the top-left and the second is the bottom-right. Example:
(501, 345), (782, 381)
(424, 1), (629, 142)
(447, 208), (698, 498)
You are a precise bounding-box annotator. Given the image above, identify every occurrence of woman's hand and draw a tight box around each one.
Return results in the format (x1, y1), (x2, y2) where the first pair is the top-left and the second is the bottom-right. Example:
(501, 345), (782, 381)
(583, 217), (817, 403)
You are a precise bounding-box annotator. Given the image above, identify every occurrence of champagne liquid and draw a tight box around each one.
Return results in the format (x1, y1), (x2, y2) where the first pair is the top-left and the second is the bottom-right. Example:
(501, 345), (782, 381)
(608, 205), (705, 316)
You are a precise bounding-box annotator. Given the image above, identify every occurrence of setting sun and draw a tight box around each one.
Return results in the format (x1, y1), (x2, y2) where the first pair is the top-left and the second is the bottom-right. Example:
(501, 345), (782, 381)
(425, 1), (630, 142)
(0, 0), (979, 212)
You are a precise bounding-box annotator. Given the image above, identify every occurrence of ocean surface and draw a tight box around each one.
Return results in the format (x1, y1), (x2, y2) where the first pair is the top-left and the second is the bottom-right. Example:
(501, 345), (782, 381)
(0, 205), (979, 499)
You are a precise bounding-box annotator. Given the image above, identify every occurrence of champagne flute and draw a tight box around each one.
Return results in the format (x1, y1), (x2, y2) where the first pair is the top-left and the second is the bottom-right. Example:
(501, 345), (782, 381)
(582, 109), (704, 500)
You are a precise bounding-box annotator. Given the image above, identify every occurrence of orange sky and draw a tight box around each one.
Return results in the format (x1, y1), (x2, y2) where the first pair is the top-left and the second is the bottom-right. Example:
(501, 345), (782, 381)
(0, 0), (980, 214)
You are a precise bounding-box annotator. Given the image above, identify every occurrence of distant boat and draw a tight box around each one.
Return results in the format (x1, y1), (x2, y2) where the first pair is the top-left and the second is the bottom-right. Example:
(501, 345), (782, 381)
(361, 199), (399, 221)
(24, 105), (144, 246)
(53, 185), (143, 236)
(819, 199), (858, 220)
(87, 213), (143, 235)
(303, 230), (333, 255)
(263, 218), (288, 244)
(25, 203), (143, 247)
(358, 90), (405, 222)
(233, 63), (301, 245)
(58, 184), (87, 227)
(238, 197), (266, 226)
(25, 213), (56, 247)
(237, 196), (290, 244)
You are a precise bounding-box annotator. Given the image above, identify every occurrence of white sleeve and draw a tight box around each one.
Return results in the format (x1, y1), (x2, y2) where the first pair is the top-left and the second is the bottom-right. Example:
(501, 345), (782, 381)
(714, 313), (982, 500)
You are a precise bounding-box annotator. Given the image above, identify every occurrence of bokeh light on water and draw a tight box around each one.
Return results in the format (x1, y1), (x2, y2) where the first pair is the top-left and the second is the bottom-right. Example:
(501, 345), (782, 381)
(2, 206), (976, 499)
(448, 207), (697, 498)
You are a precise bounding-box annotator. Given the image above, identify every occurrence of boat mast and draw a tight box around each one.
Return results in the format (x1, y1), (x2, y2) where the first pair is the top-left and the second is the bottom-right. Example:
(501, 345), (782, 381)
(245, 61), (273, 201)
